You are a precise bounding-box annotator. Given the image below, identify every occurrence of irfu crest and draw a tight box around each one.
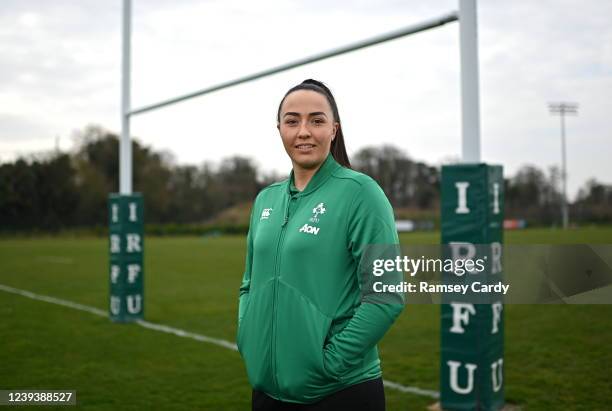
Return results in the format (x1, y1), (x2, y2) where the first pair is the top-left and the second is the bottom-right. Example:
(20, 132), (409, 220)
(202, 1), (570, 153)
(310, 202), (326, 223)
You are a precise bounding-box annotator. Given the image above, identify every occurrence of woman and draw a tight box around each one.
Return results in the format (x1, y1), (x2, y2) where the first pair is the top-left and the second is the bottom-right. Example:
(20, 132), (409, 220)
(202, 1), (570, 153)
(237, 79), (404, 411)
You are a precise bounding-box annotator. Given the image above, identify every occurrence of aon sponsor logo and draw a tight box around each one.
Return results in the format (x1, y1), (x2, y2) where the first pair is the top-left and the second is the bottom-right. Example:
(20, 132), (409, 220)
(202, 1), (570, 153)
(299, 224), (320, 235)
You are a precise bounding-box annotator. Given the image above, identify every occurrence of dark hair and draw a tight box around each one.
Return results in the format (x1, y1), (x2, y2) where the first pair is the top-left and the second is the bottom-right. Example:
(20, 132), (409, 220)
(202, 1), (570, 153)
(277, 79), (351, 168)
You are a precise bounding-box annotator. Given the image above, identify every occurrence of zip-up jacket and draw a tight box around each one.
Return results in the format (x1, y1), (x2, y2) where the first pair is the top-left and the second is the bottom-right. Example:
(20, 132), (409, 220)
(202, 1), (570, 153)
(237, 153), (404, 403)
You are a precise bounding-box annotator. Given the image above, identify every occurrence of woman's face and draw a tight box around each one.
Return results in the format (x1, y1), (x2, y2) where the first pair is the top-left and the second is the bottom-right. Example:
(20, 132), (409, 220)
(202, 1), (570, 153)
(278, 90), (338, 171)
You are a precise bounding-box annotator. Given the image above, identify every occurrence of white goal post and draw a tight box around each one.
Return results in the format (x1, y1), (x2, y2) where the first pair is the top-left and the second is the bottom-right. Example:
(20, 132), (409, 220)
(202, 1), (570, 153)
(118, 0), (482, 194)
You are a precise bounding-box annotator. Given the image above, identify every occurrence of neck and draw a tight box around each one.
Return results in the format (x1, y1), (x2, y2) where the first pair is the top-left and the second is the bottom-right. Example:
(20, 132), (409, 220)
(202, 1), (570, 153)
(293, 161), (324, 191)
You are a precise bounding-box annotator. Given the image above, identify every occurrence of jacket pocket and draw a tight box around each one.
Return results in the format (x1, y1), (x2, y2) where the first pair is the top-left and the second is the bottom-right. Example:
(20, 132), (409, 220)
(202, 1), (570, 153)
(322, 339), (367, 383)
(274, 281), (338, 401)
(236, 296), (252, 354)
(237, 282), (274, 391)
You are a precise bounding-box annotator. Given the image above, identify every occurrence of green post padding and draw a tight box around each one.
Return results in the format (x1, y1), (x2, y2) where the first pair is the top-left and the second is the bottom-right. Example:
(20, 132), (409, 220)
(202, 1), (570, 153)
(108, 193), (144, 322)
(440, 164), (504, 411)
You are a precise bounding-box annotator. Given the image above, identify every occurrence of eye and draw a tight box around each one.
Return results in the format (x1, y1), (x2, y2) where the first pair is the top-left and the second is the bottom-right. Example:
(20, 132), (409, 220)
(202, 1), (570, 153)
(285, 119), (298, 125)
(312, 118), (325, 125)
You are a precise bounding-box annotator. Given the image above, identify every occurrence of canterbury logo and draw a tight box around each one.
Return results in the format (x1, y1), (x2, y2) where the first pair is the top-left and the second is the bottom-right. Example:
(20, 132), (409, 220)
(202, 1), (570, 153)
(299, 224), (320, 235)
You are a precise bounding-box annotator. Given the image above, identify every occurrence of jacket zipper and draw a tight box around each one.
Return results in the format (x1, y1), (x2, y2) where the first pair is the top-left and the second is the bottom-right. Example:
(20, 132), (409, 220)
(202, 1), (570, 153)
(271, 193), (293, 394)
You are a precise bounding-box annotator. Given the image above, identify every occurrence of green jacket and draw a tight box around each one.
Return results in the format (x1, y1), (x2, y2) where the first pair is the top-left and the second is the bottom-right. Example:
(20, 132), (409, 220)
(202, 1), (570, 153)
(237, 153), (404, 404)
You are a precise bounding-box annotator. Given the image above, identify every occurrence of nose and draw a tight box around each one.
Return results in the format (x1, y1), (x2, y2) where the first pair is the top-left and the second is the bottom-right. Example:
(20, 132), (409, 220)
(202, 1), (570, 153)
(297, 120), (311, 139)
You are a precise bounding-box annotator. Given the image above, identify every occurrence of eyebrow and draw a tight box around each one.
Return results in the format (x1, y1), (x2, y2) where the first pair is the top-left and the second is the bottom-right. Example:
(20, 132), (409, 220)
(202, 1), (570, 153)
(283, 111), (328, 118)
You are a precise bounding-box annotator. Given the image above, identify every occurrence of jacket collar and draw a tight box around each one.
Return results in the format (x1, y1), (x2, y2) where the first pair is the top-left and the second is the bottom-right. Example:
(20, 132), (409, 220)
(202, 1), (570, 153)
(287, 153), (340, 197)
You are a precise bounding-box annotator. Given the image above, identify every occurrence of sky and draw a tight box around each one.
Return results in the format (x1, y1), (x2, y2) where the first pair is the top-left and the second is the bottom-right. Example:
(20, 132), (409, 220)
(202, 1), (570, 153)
(1, 0), (611, 200)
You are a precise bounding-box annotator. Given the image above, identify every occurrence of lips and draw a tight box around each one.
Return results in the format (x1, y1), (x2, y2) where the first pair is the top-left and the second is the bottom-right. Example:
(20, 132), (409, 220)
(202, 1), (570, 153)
(295, 144), (315, 151)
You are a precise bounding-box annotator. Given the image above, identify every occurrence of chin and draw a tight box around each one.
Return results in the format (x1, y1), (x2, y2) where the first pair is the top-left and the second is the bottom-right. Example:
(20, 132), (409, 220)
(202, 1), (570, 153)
(293, 155), (324, 170)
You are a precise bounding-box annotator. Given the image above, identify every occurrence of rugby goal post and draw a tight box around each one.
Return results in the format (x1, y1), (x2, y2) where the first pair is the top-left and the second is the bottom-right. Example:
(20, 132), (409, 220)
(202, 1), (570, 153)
(111, 1), (505, 410)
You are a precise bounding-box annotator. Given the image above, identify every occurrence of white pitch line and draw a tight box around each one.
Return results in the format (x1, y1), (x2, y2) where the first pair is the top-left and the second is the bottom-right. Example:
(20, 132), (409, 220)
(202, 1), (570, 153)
(135, 319), (238, 351)
(382, 379), (439, 399)
(0, 283), (107, 317)
(0, 283), (439, 399)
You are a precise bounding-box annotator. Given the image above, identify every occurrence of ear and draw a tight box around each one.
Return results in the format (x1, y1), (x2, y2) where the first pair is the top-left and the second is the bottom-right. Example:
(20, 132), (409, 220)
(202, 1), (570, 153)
(332, 122), (339, 141)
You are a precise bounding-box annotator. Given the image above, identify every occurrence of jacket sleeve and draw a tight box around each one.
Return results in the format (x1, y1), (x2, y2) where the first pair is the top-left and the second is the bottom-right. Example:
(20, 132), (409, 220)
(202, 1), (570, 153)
(323, 180), (405, 378)
(238, 201), (257, 327)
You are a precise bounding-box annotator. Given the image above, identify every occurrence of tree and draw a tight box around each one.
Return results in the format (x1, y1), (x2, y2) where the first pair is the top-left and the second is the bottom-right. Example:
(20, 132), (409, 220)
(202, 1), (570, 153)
(352, 144), (439, 209)
(0, 154), (79, 231)
(209, 156), (259, 212)
(504, 164), (564, 225)
(573, 178), (612, 223)
(72, 125), (176, 224)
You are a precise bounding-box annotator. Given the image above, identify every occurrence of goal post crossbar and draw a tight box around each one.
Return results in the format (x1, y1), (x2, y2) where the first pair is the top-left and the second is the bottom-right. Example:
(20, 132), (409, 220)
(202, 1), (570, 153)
(127, 11), (459, 117)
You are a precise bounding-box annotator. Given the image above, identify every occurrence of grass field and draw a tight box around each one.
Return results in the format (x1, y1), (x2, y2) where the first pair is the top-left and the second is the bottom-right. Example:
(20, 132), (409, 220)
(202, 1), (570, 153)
(1, 227), (611, 410)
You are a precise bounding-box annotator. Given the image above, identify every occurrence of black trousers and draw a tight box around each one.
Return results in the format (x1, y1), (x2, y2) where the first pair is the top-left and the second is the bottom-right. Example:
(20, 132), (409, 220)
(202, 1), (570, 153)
(252, 377), (385, 411)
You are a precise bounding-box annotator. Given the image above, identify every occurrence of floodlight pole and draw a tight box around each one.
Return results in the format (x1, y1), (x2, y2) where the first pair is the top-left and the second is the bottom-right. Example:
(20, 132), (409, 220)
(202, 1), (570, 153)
(560, 110), (568, 229)
(549, 102), (578, 229)
(120, 0), (132, 194)
(459, 0), (481, 163)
